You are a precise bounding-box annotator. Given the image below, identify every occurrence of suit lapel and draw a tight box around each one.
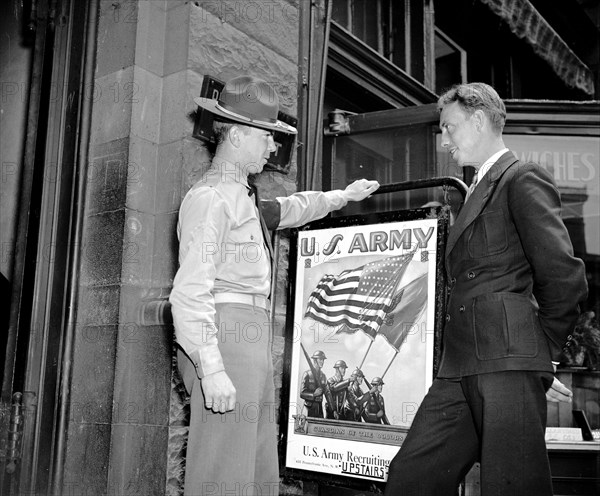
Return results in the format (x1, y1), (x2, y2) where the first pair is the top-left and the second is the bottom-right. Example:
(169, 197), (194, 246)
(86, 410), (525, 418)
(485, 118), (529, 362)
(445, 151), (519, 262)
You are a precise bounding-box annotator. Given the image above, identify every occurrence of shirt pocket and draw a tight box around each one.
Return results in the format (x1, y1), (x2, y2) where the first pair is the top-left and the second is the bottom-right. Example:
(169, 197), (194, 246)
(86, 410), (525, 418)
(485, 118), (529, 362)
(227, 218), (266, 263)
(473, 292), (539, 360)
(467, 209), (508, 258)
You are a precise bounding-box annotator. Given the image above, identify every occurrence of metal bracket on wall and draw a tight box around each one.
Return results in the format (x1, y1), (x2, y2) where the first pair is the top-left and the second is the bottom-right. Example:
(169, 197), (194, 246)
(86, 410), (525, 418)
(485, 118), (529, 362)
(137, 288), (173, 327)
(324, 109), (356, 136)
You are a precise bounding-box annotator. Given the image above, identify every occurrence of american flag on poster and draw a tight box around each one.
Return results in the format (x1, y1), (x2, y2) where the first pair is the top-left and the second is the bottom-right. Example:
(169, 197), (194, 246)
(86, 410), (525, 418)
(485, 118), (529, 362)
(304, 250), (418, 339)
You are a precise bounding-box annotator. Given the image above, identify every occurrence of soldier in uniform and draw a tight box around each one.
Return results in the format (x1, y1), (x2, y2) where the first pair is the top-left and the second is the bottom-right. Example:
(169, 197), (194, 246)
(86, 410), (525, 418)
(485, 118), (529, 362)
(170, 74), (380, 496)
(325, 360), (350, 420)
(363, 377), (388, 424)
(344, 368), (369, 422)
(300, 350), (327, 418)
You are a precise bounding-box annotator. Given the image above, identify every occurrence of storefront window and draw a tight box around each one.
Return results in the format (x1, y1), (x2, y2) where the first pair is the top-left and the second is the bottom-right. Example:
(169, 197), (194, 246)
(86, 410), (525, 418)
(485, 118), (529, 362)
(323, 108), (440, 216)
(330, 0), (430, 81)
(505, 135), (599, 260)
(434, 27), (466, 94)
(332, 0), (396, 62)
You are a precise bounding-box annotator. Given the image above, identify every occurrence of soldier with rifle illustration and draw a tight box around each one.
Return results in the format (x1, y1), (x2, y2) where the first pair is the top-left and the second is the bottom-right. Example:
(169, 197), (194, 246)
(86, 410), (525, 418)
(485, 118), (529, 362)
(344, 368), (370, 422)
(363, 376), (390, 425)
(299, 347), (331, 418)
(325, 360), (351, 420)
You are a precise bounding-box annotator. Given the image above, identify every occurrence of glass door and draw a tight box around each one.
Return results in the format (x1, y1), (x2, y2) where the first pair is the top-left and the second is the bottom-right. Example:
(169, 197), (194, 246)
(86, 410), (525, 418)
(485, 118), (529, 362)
(323, 103), (465, 217)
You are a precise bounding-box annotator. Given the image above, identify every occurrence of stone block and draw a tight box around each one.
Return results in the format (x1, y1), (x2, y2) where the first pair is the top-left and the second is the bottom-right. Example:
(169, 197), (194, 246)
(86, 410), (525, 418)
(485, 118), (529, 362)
(69, 324), (118, 424)
(108, 424), (169, 495)
(187, 68), (204, 99)
(121, 208), (154, 286)
(112, 288), (172, 426)
(130, 65), (163, 143)
(181, 136), (212, 194)
(96, 0), (138, 78)
(112, 340), (171, 425)
(188, 6), (298, 114)
(198, 0), (299, 64)
(119, 210), (177, 289)
(80, 209), (127, 286)
(153, 0), (187, 11)
(78, 284), (122, 325)
(91, 67), (134, 145)
(62, 423), (112, 496)
(156, 140), (184, 214)
(164, 2), (191, 75)
(87, 138), (130, 215)
(160, 70), (191, 143)
(135, 1), (167, 76)
(150, 211), (179, 287)
(126, 136), (159, 213)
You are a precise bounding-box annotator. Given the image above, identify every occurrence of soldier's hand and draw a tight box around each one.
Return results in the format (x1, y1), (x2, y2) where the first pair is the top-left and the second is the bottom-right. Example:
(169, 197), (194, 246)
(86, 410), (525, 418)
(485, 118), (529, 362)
(377, 410), (384, 418)
(334, 411), (339, 420)
(342, 179), (380, 202)
(201, 370), (237, 413)
(314, 387), (323, 397)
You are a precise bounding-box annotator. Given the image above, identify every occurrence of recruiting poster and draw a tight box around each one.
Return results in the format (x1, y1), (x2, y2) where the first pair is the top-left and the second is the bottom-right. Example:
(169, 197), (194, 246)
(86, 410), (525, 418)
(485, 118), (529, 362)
(284, 214), (441, 482)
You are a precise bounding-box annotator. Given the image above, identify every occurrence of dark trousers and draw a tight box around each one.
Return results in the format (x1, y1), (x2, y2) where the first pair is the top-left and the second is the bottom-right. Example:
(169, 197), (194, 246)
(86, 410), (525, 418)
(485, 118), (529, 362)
(177, 302), (279, 496)
(385, 371), (554, 496)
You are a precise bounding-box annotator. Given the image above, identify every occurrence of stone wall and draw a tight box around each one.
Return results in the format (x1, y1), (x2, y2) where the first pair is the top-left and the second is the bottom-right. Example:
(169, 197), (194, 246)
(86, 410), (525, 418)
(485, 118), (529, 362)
(63, 1), (190, 494)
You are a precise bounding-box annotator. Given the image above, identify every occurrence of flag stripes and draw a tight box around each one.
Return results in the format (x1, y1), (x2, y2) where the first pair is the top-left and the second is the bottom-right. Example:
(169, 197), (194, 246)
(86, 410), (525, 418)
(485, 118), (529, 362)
(304, 252), (416, 338)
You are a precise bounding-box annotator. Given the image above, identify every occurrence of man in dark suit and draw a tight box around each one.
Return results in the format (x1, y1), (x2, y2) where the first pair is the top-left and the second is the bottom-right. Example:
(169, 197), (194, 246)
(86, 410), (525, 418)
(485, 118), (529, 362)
(384, 83), (588, 495)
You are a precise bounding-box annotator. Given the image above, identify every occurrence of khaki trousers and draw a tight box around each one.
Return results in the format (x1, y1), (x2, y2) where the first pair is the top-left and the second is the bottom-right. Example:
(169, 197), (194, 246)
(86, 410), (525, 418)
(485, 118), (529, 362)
(178, 301), (279, 496)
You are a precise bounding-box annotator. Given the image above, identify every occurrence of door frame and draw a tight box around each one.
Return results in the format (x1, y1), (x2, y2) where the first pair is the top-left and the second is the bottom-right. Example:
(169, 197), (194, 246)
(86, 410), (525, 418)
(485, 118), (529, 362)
(1, 1), (98, 493)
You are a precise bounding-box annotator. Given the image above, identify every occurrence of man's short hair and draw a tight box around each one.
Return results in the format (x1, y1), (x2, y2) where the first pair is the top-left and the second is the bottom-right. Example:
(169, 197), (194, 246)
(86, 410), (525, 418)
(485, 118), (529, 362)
(212, 119), (252, 145)
(437, 83), (506, 134)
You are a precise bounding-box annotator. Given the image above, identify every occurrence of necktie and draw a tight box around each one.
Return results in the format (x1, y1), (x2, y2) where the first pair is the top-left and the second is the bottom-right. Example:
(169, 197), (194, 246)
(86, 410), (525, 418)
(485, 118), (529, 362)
(465, 174), (479, 203)
(248, 184), (275, 304)
(248, 185), (274, 260)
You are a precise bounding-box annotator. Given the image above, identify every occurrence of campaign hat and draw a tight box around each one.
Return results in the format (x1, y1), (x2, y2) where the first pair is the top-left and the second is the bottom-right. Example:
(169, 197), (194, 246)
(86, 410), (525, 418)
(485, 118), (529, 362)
(194, 75), (297, 134)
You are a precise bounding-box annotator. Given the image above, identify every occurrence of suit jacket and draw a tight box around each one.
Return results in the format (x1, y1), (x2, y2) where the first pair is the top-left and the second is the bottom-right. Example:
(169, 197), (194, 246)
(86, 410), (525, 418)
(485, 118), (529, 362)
(437, 151), (588, 378)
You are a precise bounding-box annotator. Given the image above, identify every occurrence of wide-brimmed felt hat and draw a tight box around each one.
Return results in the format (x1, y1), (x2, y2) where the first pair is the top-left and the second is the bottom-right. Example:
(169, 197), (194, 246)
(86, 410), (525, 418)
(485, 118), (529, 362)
(194, 75), (297, 134)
